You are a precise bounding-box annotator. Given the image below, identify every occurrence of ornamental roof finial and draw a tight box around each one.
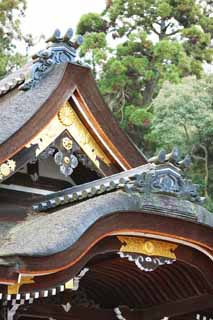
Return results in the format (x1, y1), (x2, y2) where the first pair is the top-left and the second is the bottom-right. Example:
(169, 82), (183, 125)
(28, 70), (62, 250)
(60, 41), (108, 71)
(21, 28), (83, 91)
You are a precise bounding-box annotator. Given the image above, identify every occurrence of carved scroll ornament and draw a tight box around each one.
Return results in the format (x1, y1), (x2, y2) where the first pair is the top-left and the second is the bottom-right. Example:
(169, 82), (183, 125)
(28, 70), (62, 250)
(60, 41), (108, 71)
(21, 28), (83, 90)
(118, 252), (175, 272)
(126, 165), (200, 201)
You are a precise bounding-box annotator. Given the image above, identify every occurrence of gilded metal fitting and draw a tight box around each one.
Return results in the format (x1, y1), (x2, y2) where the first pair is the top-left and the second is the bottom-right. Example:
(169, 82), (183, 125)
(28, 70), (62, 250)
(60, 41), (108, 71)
(64, 156), (71, 165)
(0, 159), (16, 180)
(62, 137), (73, 151)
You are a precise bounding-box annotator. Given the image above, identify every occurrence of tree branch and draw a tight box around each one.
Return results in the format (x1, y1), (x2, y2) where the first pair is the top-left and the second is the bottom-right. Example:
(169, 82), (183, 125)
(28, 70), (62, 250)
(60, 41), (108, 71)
(183, 123), (191, 147)
(151, 26), (160, 36)
(167, 29), (181, 36)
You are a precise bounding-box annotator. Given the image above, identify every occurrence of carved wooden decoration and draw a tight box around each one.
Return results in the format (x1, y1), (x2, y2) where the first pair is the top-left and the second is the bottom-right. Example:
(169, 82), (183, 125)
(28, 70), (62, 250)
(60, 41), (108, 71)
(25, 101), (111, 176)
(117, 236), (177, 272)
(118, 252), (175, 272)
(117, 236), (177, 259)
(21, 28), (83, 90)
(58, 102), (111, 168)
(125, 165), (200, 202)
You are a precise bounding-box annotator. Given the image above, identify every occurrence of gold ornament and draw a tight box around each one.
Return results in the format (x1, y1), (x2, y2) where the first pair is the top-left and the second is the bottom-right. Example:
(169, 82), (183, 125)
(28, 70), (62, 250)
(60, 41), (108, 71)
(26, 101), (111, 170)
(7, 160), (16, 171)
(58, 103), (75, 126)
(8, 276), (34, 295)
(0, 159), (16, 180)
(59, 102), (111, 167)
(144, 241), (155, 254)
(0, 163), (10, 177)
(117, 236), (177, 259)
(64, 156), (71, 165)
(65, 279), (74, 290)
(62, 137), (73, 151)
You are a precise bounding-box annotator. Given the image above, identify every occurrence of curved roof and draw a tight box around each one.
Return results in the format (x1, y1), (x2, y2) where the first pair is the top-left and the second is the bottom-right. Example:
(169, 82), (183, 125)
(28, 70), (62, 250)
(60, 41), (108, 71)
(0, 62), (146, 169)
(0, 190), (212, 265)
(0, 182), (212, 316)
(0, 63), (66, 145)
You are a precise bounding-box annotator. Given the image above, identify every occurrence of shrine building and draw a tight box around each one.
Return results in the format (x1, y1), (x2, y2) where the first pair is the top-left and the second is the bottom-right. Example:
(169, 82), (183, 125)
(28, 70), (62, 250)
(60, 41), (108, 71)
(0, 28), (212, 320)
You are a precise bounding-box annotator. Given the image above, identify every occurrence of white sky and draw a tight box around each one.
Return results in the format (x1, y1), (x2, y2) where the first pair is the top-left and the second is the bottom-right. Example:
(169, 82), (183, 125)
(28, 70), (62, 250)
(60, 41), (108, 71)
(20, 0), (106, 54)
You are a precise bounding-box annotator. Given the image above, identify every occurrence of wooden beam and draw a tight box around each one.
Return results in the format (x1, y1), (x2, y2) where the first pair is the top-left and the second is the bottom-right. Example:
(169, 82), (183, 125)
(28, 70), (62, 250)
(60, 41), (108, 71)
(123, 294), (213, 320)
(15, 304), (115, 320)
(14, 294), (213, 320)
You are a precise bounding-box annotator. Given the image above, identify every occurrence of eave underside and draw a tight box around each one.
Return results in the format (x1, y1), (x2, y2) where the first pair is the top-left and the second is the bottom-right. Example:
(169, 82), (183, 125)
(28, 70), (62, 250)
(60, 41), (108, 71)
(0, 203), (212, 319)
(6, 253), (213, 320)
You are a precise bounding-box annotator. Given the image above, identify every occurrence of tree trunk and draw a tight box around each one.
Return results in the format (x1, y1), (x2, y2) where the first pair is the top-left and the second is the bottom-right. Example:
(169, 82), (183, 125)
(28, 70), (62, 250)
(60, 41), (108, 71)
(143, 79), (157, 106)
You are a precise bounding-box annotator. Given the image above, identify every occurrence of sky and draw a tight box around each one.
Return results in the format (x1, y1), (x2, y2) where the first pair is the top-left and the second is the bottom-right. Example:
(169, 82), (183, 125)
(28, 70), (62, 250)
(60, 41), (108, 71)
(20, 0), (106, 54)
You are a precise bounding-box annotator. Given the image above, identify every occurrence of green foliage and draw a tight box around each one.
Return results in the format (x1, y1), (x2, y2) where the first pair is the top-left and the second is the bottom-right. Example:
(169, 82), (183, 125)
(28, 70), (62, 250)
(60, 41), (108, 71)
(77, 1), (213, 208)
(76, 13), (107, 35)
(127, 107), (153, 127)
(148, 76), (213, 149)
(79, 32), (107, 77)
(76, 0), (213, 149)
(157, 2), (172, 18)
(80, 32), (107, 53)
(0, 0), (31, 77)
(205, 198), (213, 212)
(148, 75), (213, 203)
